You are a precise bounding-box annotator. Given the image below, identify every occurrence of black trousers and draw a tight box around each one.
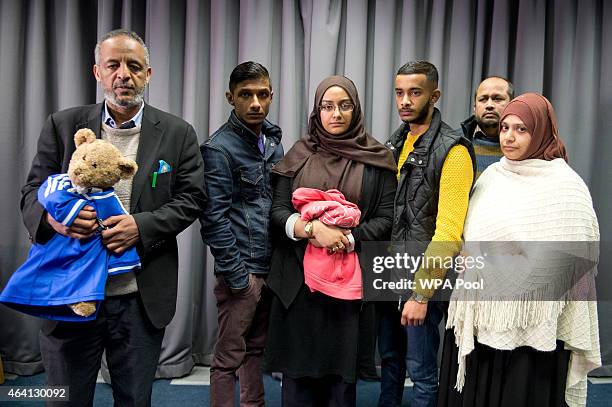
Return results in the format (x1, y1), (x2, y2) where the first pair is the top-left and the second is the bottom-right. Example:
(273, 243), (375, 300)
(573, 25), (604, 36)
(282, 375), (356, 407)
(40, 293), (165, 407)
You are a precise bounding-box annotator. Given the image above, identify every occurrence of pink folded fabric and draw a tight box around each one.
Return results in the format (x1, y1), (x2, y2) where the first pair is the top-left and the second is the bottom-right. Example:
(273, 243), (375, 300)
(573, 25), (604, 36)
(292, 188), (362, 300)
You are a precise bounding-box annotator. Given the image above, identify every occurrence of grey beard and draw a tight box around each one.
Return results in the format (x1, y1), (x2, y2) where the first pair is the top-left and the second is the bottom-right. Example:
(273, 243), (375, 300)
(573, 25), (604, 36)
(104, 88), (145, 109)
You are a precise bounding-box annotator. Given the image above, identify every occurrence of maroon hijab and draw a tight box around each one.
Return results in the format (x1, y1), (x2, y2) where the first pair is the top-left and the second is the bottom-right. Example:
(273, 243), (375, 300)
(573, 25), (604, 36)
(500, 93), (568, 162)
(273, 75), (395, 203)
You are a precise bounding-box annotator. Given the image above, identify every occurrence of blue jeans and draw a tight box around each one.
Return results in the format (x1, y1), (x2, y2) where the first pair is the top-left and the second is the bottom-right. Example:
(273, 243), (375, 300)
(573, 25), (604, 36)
(405, 301), (444, 407)
(377, 302), (406, 407)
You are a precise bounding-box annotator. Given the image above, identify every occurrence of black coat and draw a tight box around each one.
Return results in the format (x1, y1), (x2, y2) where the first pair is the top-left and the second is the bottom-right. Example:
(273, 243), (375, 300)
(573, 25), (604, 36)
(265, 165), (396, 382)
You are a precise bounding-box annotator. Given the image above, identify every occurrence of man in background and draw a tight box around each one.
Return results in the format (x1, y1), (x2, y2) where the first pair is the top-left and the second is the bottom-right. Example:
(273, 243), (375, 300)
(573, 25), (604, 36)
(460, 76), (514, 178)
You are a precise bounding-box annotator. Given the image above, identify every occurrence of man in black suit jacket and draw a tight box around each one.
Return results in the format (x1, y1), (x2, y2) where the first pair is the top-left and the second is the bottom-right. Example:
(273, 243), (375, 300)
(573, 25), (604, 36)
(20, 29), (206, 406)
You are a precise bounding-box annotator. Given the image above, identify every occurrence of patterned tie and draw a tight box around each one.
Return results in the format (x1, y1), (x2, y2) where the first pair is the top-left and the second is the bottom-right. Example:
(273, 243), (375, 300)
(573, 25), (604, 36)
(258, 136), (265, 154)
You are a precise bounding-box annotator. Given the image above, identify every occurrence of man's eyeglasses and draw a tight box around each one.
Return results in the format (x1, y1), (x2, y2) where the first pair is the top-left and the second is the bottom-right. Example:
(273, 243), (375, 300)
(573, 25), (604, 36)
(319, 102), (355, 113)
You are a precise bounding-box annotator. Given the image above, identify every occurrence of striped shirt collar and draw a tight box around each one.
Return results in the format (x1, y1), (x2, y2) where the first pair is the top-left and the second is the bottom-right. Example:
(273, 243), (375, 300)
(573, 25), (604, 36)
(473, 123), (499, 143)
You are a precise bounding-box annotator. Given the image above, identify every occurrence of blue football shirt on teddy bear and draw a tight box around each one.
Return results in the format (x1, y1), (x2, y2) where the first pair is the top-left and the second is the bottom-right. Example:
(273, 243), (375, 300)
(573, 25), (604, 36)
(0, 174), (141, 321)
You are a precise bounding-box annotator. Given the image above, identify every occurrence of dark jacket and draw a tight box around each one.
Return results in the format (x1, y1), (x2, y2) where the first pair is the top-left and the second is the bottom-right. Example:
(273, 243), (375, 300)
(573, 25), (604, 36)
(200, 111), (284, 290)
(460, 114), (478, 141)
(386, 108), (476, 244)
(460, 114), (504, 178)
(20, 103), (207, 330)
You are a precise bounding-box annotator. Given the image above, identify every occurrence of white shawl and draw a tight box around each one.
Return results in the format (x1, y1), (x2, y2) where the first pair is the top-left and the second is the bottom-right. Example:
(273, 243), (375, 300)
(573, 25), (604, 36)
(447, 157), (601, 407)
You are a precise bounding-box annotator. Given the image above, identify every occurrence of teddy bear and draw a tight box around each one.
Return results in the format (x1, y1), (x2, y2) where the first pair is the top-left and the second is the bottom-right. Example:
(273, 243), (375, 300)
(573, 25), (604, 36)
(0, 128), (140, 321)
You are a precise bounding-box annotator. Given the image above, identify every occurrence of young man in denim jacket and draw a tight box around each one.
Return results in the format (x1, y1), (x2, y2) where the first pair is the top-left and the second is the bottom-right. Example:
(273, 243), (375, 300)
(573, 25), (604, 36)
(200, 61), (284, 407)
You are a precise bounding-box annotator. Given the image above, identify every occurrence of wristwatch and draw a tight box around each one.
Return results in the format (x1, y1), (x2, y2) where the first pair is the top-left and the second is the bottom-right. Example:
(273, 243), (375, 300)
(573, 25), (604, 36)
(410, 292), (429, 304)
(304, 221), (315, 238)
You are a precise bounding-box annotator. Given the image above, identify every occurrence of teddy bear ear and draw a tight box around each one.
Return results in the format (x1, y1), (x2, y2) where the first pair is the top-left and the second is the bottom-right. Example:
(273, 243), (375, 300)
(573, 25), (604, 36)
(119, 159), (138, 179)
(74, 128), (96, 147)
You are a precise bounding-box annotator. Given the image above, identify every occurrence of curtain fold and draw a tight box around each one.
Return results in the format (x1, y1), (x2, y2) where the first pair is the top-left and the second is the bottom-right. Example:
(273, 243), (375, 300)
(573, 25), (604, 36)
(1, 0), (610, 378)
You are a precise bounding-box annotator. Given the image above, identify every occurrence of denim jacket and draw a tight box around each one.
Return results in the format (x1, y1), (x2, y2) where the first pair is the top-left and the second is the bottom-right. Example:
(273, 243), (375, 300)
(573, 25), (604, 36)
(200, 111), (284, 289)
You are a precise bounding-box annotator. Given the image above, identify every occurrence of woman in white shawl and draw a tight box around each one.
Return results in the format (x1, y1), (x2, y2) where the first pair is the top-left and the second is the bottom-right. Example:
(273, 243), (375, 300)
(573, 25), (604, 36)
(437, 93), (600, 407)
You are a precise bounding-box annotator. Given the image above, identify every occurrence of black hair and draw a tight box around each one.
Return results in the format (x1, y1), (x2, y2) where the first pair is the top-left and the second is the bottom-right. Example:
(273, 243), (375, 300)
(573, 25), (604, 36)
(396, 60), (439, 87)
(476, 76), (515, 100)
(229, 61), (271, 92)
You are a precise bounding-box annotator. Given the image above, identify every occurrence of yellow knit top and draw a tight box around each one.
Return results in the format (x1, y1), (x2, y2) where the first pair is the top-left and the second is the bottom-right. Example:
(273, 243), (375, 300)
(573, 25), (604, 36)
(397, 132), (420, 180)
(397, 132), (474, 299)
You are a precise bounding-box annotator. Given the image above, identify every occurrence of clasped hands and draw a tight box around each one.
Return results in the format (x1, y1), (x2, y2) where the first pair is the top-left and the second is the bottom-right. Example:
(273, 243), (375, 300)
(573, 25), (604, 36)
(46, 205), (140, 254)
(299, 219), (350, 253)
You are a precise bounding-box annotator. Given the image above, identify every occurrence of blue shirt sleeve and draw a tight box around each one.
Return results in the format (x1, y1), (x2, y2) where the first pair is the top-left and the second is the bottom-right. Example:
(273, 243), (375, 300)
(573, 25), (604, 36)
(37, 174), (87, 227)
